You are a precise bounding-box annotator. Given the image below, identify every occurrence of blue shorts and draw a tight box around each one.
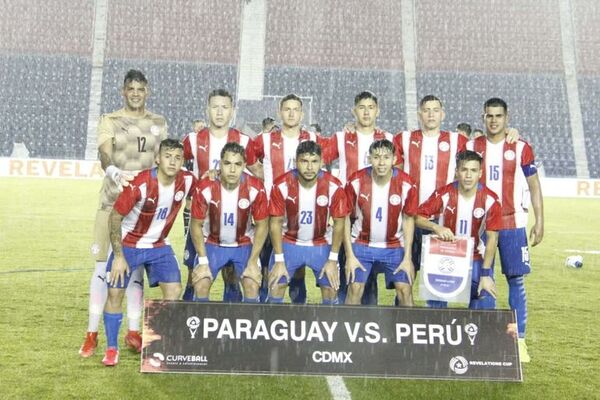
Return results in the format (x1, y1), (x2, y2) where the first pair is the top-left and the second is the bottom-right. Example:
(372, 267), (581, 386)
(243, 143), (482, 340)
(351, 243), (410, 288)
(269, 242), (332, 288)
(183, 232), (196, 268)
(203, 243), (251, 279)
(107, 245), (180, 289)
(498, 228), (531, 275)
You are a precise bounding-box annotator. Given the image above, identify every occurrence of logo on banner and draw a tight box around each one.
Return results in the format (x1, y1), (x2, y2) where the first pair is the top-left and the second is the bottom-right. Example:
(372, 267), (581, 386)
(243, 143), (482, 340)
(449, 356), (469, 375)
(149, 352), (165, 368)
(464, 323), (479, 345)
(187, 316), (200, 338)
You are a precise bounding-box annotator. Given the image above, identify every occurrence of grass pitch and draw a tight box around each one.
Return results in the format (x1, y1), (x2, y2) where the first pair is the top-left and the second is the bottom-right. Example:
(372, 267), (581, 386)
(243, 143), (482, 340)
(0, 177), (599, 399)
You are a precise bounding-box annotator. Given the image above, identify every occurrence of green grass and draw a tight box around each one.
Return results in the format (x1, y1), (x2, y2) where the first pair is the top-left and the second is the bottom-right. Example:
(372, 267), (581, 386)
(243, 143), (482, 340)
(1, 178), (599, 399)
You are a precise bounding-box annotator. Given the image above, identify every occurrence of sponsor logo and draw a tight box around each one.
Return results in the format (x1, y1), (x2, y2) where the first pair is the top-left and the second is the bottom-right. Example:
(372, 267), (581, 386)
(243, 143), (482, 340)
(149, 352), (164, 367)
(464, 323), (479, 345)
(150, 125), (160, 136)
(473, 207), (485, 218)
(198, 145), (208, 152)
(184, 249), (190, 261)
(439, 141), (450, 152)
(174, 191), (185, 202)
(288, 196), (297, 204)
(272, 142), (282, 149)
(312, 351), (353, 364)
(445, 205), (456, 214)
(449, 356), (469, 375)
(504, 150), (516, 160)
(210, 200), (220, 207)
(346, 140), (356, 147)
(147, 197), (156, 204)
(389, 194), (401, 206)
(317, 195), (329, 207)
(187, 316), (200, 339)
(359, 193), (370, 202)
(411, 140), (420, 148)
(438, 257), (456, 273)
(238, 198), (250, 209)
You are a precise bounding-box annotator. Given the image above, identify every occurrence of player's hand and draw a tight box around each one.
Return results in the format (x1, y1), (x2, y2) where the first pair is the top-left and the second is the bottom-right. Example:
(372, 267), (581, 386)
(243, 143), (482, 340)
(478, 276), (497, 299)
(109, 255), (130, 287)
(345, 255), (366, 283)
(393, 258), (415, 285)
(201, 169), (220, 181)
(319, 260), (340, 291)
(191, 263), (211, 286)
(106, 165), (134, 192)
(433, 226), (455, 242)
(268, 261), (289, 289)
(505, 128), (520, 144)
(529, 222), (544, 247)
(242, 258), (262, 285)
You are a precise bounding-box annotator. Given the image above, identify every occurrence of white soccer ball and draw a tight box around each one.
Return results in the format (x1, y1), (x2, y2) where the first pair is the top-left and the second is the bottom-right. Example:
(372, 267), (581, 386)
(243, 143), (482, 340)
(565, 255), (583, 269)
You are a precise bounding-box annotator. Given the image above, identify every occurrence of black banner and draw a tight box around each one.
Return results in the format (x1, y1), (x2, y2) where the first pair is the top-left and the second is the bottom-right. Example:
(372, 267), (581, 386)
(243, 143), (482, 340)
(141, 301), (521, 381)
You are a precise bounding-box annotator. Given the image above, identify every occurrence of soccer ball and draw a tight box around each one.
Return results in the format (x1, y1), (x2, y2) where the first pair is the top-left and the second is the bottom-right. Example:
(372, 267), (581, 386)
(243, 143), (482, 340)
(565, 255), (583, 269)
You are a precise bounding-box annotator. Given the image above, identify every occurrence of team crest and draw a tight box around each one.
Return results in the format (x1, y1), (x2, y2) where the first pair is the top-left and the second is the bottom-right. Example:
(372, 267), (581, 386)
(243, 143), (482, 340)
(150, 125), (161, 136)
(438, 141), (450, 152)
(389, 194), (401, 206)
(174, 191), (185, 201)
(317, 195), (329, 207)
(238, 198), (250, 209)
(473, 207), (485, 218)
(504, 150), (516, 160)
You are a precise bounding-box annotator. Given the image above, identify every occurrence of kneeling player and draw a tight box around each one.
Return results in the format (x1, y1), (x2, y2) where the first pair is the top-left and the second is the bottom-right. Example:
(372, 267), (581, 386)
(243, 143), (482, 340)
(268, 141), (349, 304)
(189, 143), (269, 302)
(344, 139), (418, 306)
(416, 150), (502, 308)
(102, 139), (196, 366)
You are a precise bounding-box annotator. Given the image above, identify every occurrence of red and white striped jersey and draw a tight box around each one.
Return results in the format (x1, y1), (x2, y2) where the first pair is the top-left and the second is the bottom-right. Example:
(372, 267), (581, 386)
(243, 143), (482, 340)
(252, 129), (329, 194)
(328, 129), (393, 184)
(113, 168), (196, 248)
(394, 130), (468, 203)
(191, 173), (268, 247)
(346, 167), (418, 248)
(182, 128), (256, 179)
(466, 137), (537, 229)
(418, 182), (502, 260)
(269, 170), (349, 246)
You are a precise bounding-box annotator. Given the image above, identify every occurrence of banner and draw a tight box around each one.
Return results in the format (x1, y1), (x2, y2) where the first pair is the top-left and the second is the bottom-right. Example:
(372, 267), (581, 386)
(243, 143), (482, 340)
(0, 157), (103, 179)
(141, 301), (522, 381)
(419, 236), (473, 304)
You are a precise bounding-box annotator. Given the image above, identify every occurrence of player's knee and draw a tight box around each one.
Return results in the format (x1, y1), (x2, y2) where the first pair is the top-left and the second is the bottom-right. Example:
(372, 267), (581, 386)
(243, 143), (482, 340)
(162, 283), (182, 300)
(105, 289), (125, 311)
(242, 277), (260, 296)
(320, 286), (337, 300)
(394, 283), (413, 305)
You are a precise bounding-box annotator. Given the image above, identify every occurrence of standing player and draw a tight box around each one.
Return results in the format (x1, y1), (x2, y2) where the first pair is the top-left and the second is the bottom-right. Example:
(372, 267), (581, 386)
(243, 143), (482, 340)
(268, 141), (348, 304)
(80, 69), (168, 358)
(253, 94), (330, 304)
(344, 140), (418, 306)
(102, 139), (195, 366)
(189, 143), (269, 302)
(466, 98), (544, 362)
(325, 90), (393, 304)
(416, 150), (502, 309)
(181, 89), (259, 302)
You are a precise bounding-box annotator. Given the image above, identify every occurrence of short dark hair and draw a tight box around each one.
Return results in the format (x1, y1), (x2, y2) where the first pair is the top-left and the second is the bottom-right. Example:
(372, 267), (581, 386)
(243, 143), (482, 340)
(262, 117), (275, 129)
(220, 142), (246, 161)
(419, 94), (443, 108)
(484, 97), (508, 113)
(456, 123), (472, 136)
(208, 89), (234, 104)
(280, 94), (303, 109)
(369, 139), (395, 155)
(456, 150), (483, 167)
(473, 128), (484, 136)
(296, 140), (321, 159)
(354, 91), (378, 105)
(123, 69), (148, 86)
(159, 138), (183, 153)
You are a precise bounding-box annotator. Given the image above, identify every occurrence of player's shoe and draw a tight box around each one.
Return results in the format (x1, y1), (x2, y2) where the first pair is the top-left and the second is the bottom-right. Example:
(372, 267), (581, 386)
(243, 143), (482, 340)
(102, 347), (119, 366)
(124, 330), (142, 353)
(79, 332), (98, 358)
(518, 338), (530, 363)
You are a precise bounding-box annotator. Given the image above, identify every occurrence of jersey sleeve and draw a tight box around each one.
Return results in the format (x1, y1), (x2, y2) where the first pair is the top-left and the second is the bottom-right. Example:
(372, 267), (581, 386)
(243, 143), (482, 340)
(113, 184), (141, 216)
(96, 114), (114, 148)
(253, 134), (265, 162)
(317, 134), (337, 165)
(417, 189), (444, 219)
(457, 134), (468, 152)
(393, 133), (404, 167)
(191, 183), (209, 220)
(345, 179), (359, 219)
(484, 195), (503, 231)
(521, 142), (537, 177)
(268, 184), (286, 217)
(251, 186), (269, 221)
(244, 137), (257, 166)
(182, 133), (194, 161)
(330, 186), (350, 218)
(403, 181), (419, 216)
